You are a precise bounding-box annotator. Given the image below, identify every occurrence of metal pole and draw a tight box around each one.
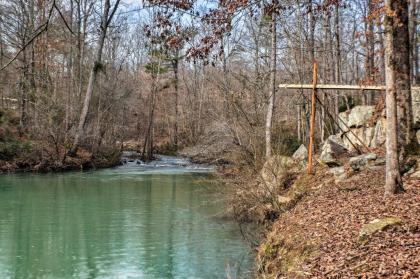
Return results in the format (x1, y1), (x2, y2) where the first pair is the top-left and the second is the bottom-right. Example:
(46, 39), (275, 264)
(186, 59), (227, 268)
(308, 62), (318, 174)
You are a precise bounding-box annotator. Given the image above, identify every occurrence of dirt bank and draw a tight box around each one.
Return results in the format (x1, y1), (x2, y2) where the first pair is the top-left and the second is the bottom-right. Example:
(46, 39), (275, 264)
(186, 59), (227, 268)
(257, 167), (419, 278)
(0, 143), (121, 173)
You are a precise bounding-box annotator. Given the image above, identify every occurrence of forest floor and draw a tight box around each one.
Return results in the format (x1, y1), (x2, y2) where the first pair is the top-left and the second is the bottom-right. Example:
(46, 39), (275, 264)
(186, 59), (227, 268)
(257, 166), (420, 278)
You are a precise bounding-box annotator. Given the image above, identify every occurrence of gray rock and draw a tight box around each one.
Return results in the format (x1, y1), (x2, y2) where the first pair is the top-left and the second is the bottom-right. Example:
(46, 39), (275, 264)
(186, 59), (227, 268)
(349, 153), (378, 171)
(260, 156), (296, 192)
(328, 166), (348, 182)
(342, 127), (375, 151)
(320, 135), (348, 166)
(347, 105), (375, 128)
(359, 217), (402, 243)
(292, 144), (308, 161)
(416, 129), (420, 145)
(372, 117), (387, 148)
(338, 111), (349, 132)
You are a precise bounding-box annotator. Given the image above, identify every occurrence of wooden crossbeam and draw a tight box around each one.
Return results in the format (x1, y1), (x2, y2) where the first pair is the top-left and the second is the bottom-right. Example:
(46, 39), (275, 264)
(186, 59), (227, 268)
(279, 84), (420, 91)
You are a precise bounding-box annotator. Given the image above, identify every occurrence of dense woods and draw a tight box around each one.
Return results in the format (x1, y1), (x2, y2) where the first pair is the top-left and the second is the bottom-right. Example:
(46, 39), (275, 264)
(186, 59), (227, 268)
(0, 0), (419, 277)
(0, 0), (418, 172)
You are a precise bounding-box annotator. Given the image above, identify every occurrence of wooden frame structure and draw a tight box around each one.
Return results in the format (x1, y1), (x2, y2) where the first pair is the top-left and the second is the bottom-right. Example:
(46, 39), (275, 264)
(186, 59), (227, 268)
(280, 64), (419, 174)
(279, 84), (420, 91)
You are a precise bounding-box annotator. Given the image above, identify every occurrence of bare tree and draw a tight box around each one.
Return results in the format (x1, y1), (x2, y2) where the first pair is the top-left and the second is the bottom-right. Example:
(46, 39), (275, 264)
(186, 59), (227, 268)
(69, 0), (121, 155)
(384, 0), (410, 194)
(265, 0), (277, 158)
(411, 0), (419, 84)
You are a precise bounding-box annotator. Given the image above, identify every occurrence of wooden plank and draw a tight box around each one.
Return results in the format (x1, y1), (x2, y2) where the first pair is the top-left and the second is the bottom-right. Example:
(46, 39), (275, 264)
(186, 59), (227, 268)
(279, 84), (420, 91)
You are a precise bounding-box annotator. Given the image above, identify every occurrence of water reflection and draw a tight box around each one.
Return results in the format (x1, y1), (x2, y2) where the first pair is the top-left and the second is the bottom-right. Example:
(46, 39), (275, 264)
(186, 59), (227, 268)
(0, 171), (253, 278)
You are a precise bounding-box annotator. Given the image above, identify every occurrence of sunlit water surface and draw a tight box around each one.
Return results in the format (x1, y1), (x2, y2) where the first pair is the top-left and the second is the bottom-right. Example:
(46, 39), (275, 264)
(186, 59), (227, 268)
(0, 156), (253, 278)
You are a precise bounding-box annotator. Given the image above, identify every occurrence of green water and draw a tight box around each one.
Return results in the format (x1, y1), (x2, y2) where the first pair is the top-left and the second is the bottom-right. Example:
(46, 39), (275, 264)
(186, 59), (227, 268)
(0, 166), (253, 278)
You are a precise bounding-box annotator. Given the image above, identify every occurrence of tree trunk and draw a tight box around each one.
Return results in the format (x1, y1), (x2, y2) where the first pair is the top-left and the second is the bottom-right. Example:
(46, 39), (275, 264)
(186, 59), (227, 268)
(379, 23), (386, 83)
(411, 0), (419, 84)
(142, 56), (162, 161)
(308, 0), (321, 143)
(334, 5), (341, 119)
(297, 103), (302, 142)
(384, 0), (406, 194)
(173, 57), (179, 149)
(69, 0), (120, 155)
(390, 0), (413, 145)
(364, 0), (375, 105)
(265, 0), (277, 158)
(308, 0), (315, 71)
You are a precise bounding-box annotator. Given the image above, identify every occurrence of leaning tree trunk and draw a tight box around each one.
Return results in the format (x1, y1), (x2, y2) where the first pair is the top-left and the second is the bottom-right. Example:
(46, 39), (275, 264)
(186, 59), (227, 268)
(384, 0), (408, 194)
(265, 0), (277, 158)
(69, 0), (120, 155)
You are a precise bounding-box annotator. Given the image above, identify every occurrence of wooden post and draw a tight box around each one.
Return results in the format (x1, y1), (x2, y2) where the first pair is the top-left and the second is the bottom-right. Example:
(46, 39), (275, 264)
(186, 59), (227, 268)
(308, 61), (318, 174)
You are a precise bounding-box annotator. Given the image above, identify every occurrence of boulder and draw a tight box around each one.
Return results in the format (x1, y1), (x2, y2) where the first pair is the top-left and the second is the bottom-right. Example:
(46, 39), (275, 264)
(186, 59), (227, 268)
(349, 153), (377, 171)
(338, 111), (349, 132)
(292, 144), (308, 161)
(347, 105), (375, 128)
(359, 217), (402, 243)
(328, 166), (348, 183)
(372, 117), (387, 148)
(320, 135), (348, 166)
(260, 156), (296, 191)
(342, 127), (375, 151)
(416, 129), (420, 145)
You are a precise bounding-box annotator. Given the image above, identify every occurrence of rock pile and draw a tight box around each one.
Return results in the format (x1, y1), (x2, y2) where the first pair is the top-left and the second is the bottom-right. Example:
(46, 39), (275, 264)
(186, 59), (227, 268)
(323, 87), (420, 158)
(338, 105), (383, 150)
(321, 90), (420, 167)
